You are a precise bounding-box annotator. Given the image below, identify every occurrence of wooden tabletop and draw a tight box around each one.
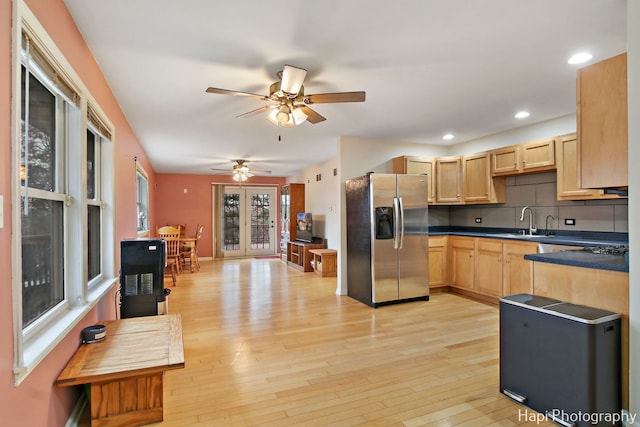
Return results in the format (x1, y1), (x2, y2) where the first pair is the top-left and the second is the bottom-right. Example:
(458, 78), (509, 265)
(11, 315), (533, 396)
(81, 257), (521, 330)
(309, 249), (337, 255)
(56, 314), (185, 387)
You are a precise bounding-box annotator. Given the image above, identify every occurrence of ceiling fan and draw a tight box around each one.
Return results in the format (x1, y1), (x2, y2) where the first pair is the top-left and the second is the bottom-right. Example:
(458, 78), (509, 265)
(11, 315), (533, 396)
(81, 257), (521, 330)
(210, 159), (272, 182)
(206, 64), (366, 127)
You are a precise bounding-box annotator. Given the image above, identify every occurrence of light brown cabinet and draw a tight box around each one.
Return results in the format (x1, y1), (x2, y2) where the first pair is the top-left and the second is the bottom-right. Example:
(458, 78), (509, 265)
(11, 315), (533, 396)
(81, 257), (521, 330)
(462, 152), (506, 204)
(280, 183), (305, 260)
(392, 156), (435, 203)
(556, 133), (624, 200)
(474, 239), (503, 297)
(502, 240), (537, 295)
(578, 52), (627, 189)
(287, 240), (325, 272)
(428, 236), (447, 288)
(491, 138), (555, 176)
(435, 156), (463, 204)
(449, 236), (475, 290)
(448, 237), (537, 299)
(491, 145), (520, 175)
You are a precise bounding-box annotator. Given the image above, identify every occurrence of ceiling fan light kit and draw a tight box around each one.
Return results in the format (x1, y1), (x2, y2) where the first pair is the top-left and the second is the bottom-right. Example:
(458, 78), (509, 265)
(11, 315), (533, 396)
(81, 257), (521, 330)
(206, 64), (365, 127)
(211, 159), (272, 181)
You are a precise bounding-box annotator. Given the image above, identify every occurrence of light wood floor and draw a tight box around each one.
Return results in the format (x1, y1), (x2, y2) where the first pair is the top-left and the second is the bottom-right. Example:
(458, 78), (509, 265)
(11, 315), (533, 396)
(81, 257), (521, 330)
(110, 259), (555, 426)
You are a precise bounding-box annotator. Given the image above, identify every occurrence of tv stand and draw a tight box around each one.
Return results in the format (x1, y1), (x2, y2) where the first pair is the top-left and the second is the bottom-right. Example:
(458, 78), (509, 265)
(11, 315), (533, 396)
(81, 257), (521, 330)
(287, 239), (326, 272)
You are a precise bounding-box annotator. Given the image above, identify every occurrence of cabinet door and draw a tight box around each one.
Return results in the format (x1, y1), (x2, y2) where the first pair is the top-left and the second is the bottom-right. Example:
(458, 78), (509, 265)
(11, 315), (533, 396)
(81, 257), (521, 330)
(491, 145), (520, 176)
(393, 156), (435, 204)
(503, 241), (537, 295)
(428, 236), (447, 287)
(475, 239), (503, 297)
(450, 237), (474, 290)
(578, 53), (627, 188)
(521, 138), (555, 172)
(435, 156), (462, 204)
(556, 133), (606, 200)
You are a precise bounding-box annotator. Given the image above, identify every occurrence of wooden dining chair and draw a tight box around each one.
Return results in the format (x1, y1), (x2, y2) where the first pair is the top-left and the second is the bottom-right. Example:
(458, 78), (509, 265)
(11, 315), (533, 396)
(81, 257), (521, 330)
(157, 226), (181, 285)
(181, 224), (204, 272)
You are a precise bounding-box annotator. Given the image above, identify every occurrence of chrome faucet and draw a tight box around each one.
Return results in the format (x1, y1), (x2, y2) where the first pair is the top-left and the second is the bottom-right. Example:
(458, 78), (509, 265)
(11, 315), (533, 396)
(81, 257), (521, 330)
(545, 215), (555, 236)
(520, 206), (537, 235)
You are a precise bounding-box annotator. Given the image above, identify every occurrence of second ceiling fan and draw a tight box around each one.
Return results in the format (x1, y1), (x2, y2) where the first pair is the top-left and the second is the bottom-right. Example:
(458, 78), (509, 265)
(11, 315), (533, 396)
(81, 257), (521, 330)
(206, 64), (366, 127)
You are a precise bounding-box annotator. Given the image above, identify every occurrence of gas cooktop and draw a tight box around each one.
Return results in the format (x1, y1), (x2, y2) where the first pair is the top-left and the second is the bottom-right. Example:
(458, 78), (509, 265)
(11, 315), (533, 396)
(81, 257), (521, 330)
(580, 245), (629, 256)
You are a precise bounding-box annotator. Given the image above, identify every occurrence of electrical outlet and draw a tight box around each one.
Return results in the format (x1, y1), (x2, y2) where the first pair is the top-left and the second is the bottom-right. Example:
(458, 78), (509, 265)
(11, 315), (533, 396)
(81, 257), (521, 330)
(475, 217), (482, 223)
(564, 218), (575, 226)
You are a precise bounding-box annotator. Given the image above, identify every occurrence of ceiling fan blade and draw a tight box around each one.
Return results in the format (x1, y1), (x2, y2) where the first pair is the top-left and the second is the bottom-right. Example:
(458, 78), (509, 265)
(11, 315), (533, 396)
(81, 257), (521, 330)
(249, 169), (272, 175)
(299, 106), (326, 124)
(206, 87), (268, 100)
(281, 65), (307, 95)
(302, 91), (366, 104)
(210, 168), (232, 174)
(236, 105), (276, 118)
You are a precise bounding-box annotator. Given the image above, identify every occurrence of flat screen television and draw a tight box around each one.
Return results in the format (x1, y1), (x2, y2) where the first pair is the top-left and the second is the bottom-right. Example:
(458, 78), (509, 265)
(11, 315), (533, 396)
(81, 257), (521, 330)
(296, 213), (313, 243)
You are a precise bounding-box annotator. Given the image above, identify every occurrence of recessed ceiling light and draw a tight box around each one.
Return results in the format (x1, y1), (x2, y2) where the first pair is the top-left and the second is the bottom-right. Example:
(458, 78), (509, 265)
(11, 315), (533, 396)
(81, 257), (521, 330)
(568, 52), (593, 65)
(514, 111), (530, 119)
(442, 134), (454, 140)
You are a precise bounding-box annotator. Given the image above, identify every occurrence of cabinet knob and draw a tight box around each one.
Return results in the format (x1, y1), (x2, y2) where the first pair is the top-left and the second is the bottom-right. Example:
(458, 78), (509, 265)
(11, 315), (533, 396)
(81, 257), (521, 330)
(498, 256), (502, 262)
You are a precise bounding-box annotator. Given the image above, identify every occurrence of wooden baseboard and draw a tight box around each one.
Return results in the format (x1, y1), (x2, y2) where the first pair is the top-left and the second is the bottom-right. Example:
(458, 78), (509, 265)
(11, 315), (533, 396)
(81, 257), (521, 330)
(448, 286), (499, 306)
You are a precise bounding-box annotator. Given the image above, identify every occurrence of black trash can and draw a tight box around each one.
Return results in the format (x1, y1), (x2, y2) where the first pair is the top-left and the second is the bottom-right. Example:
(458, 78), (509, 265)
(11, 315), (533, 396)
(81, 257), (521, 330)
(500, 293), (622, 426)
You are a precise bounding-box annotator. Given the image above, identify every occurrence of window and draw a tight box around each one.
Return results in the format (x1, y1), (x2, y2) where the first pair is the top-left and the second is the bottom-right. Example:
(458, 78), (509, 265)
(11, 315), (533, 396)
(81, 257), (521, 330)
(136, 168), (149, 233)
(20, 62), (68, 329)
(12, 5), (116, 384)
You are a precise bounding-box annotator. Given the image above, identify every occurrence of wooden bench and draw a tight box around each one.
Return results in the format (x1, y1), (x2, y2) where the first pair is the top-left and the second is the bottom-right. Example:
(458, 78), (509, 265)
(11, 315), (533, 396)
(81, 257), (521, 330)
(309, 249), (337, 277)
(56, 314), (185, 426)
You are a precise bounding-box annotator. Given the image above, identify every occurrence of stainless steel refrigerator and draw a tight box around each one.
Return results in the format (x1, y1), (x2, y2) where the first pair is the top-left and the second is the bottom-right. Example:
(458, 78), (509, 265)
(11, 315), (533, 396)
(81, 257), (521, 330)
(346, 173), (429, 307)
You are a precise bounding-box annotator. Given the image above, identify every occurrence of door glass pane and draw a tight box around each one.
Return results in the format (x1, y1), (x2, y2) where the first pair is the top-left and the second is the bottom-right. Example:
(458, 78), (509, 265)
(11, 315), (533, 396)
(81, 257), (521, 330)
(21, 197), (64, 327)
(250, 193), (271, 250)
(223, 193), (240, 251)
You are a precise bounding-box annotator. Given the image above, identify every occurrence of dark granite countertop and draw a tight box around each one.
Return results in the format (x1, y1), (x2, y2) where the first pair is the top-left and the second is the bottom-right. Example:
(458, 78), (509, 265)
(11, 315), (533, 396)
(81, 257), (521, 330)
(428, 226), (628, 247)
(524, 250), (628, 273)
(428, 226), (629, 272)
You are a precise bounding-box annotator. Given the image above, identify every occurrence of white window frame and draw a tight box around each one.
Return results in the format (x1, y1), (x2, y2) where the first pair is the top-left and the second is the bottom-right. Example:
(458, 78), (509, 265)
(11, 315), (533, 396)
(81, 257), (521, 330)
(11, 2), (116, 385)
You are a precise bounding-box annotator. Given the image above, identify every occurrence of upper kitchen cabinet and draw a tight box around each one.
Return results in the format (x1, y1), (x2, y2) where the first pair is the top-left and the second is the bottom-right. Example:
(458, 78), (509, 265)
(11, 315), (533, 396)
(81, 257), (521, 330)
(556, 133), (625, 200)
(491, 138), (555, 176)
(392, 156), (435, 203)
(435, 156), (463, 204)
(463, 152), (505, 204)
(578, 52), (628, 189)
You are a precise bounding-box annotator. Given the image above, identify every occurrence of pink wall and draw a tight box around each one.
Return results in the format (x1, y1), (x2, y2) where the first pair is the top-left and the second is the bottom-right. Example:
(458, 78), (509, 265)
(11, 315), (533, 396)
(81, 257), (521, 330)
(155, 174), (286, 258)
(0, 0), (157, 425)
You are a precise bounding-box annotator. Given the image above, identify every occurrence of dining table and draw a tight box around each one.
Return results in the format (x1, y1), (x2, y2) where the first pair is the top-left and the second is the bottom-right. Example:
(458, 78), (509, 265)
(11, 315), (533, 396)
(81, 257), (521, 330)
(180, 237), (198, 272)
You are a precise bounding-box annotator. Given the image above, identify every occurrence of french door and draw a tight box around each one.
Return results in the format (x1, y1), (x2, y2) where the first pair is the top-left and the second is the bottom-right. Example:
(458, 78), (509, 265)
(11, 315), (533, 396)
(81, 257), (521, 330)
(221, 187), (276, 257)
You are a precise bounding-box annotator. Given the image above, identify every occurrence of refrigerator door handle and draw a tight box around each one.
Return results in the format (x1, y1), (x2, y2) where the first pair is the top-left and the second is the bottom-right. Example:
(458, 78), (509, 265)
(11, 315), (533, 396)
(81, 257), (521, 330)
(397, 197), (405, 249)
(393, 197), (400, 249)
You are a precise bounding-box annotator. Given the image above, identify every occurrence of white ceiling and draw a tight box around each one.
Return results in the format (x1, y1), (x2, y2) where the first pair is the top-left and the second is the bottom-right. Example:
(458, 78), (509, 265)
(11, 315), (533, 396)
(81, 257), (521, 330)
(63, 0), (627, 177)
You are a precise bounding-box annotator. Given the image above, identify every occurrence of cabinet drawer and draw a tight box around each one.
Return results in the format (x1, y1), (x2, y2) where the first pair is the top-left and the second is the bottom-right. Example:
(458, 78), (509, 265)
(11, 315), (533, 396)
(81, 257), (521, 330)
(477, 239), (502, 253)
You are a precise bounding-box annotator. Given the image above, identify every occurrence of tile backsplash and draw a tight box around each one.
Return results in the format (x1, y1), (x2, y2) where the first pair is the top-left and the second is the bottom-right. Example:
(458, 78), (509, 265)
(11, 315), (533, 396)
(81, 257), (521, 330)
(429, 171), (628, 233)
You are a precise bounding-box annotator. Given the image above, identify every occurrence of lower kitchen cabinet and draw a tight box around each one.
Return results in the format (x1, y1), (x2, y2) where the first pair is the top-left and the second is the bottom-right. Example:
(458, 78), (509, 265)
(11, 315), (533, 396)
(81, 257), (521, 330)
(502, 241), (537, 295)
(449, 236), (475, 291)
(475, 239), (503, 297)
(428, 236), (447, 288)
(448, 237), (537, 300)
